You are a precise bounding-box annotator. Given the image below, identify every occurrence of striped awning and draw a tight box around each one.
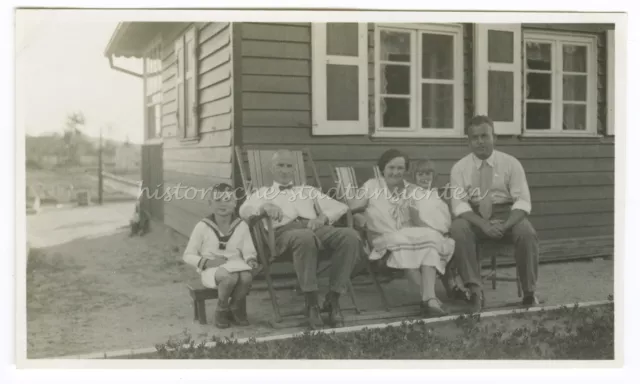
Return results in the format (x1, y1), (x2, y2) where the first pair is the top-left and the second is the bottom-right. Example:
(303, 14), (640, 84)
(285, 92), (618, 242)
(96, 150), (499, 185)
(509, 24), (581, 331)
(104, 22), (190, 58)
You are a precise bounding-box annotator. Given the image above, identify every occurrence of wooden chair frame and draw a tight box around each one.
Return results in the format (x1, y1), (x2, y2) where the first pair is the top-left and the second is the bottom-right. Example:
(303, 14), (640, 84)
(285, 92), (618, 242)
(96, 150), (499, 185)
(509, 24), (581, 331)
(332, 165), (411, 312)
(234, 146), (361, 324)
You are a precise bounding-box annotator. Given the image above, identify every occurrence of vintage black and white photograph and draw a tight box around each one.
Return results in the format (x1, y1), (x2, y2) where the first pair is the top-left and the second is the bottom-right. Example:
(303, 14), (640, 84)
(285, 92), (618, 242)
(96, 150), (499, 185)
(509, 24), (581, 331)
(16, 6), (623, 365)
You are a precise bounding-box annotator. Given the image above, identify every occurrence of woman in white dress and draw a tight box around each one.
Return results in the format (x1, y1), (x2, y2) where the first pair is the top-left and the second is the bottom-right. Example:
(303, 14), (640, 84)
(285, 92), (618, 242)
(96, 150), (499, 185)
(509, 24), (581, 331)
(350, 150), (455, 316)
(183, 183), (259, 328)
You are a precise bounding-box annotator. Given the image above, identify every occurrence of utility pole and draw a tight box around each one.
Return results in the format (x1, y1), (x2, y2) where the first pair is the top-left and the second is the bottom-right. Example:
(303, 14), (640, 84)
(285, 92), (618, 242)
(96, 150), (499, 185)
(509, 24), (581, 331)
(98, 125), (103, 205)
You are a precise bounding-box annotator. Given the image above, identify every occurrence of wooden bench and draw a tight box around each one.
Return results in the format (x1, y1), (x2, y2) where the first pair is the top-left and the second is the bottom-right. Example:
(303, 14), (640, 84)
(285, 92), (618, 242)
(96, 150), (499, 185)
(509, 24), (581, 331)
(187, 283), (218, 325)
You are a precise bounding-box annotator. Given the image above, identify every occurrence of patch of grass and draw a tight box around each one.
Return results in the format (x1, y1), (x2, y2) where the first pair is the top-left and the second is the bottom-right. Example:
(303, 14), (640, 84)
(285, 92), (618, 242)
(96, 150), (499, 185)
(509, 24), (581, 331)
(136, 303), (613, 360)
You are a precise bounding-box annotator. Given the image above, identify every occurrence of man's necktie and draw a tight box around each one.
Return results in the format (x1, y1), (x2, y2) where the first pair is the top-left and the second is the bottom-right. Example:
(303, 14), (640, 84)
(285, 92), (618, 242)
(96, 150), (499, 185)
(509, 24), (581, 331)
(279, 184), (294, 191)
(478, 160), (494, 219)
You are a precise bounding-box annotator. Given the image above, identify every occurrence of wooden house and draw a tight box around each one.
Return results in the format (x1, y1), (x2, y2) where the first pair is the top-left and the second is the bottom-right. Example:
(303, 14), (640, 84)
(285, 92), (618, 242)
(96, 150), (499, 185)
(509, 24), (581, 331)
(104, 22), (615, 261)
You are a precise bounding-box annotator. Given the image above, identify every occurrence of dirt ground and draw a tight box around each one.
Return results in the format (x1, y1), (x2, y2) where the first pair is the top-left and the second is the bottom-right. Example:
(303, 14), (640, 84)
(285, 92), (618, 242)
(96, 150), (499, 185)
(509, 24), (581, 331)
(25, 203), (615, 358)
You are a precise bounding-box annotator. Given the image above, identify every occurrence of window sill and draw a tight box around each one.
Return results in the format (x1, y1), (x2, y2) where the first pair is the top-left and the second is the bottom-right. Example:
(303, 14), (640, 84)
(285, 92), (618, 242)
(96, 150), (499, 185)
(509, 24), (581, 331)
(180, 136), (201, 145)
(371, 131), (466, 139)
(521, 131), (601, 138)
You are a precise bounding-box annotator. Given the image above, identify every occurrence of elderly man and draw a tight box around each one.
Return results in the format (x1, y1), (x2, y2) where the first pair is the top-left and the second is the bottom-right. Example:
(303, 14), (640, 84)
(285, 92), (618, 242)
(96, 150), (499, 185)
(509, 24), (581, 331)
(239, 150), (360, 329)
(449, 115), (539, 313)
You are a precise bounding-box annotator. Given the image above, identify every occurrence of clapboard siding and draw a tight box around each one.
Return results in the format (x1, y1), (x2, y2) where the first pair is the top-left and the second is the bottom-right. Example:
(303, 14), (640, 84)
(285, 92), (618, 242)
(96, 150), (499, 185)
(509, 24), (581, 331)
(161, 22), (235, 236)
(238, 22), (615, 245)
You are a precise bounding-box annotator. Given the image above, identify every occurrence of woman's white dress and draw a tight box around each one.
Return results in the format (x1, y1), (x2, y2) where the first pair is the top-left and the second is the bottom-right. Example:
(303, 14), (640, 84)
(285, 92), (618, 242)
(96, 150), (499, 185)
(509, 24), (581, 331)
(361, 178), (454, 274)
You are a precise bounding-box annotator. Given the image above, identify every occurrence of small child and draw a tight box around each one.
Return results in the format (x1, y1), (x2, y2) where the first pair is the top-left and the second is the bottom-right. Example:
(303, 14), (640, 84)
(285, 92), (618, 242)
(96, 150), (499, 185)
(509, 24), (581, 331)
(410, 159), (470, 301)
(183, 183), (259, 329)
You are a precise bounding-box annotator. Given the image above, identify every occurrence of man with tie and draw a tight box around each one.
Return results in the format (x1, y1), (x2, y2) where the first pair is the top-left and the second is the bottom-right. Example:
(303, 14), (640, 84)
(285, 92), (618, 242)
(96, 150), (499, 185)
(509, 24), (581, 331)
(239, 150), (360, 329)
(449, 115), (539, 313)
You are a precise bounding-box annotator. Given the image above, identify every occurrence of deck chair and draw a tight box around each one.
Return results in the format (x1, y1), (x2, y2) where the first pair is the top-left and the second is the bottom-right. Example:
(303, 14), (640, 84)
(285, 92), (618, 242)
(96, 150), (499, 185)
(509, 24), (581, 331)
(234, 146), (361, 323)
(333, 165), (413, 312)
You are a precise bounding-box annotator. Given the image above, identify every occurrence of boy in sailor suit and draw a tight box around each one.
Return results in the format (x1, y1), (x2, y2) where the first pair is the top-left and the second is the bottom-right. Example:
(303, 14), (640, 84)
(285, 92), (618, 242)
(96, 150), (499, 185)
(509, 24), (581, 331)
(183, 183), (259, 328)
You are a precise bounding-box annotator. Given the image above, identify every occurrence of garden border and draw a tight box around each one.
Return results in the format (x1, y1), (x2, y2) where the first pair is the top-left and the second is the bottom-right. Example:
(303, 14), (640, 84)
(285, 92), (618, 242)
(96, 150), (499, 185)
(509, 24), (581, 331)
(57, 299), (612, 360)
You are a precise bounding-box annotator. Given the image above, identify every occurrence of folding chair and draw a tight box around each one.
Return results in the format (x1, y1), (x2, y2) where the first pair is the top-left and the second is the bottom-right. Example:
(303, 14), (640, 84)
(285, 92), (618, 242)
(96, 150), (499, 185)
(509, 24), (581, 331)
(234, 146), (361, 323)
(333, 165), (415, 312)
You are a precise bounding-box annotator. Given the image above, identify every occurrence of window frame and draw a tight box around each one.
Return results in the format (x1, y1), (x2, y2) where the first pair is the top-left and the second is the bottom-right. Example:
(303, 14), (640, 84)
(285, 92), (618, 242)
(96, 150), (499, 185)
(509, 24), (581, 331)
(522, 30), (598, 137)
(311, 23), (369, 136)
(373, 23), (464, 139)
(606, 29), (615, 136)
(175, 26), (200, 142)
(143, 37), (163, 142)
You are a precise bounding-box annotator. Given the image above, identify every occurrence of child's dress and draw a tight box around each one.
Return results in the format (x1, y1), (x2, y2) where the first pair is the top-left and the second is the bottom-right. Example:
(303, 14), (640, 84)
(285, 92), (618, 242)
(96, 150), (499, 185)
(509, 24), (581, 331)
(183, 216), (257, 288)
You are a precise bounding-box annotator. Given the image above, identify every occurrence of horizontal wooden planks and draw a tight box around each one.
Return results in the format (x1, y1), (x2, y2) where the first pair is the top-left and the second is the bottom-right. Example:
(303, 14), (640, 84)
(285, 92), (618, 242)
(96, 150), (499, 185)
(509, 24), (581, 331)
(164, 171), (232, 191)
(243, 92), (311, 111)
(164, 158), (232, 179)
(164, 202), (202, 237)
(241, 23), (310, 43)
(241, 58), (310, 76)
(242, 75), (310, 93)
(163, 146), (232, 163)
(163, 130), (232, 149)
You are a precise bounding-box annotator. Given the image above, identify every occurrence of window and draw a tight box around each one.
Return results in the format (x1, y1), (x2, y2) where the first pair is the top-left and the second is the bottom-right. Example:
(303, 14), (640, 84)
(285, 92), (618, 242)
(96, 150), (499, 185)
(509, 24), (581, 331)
(474, 24), (522, 135)
(144, 40), (163, 140)
(523, 31), (597, 136)
(607, 29), (615, 136)
(175, 27), (199, 140)
(311, 23), (368, 135)
(374, 24), (464, 137)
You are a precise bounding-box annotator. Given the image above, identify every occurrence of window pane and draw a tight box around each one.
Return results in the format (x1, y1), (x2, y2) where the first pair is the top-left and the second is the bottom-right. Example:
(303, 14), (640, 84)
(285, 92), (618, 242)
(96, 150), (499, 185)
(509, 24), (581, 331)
(488, 30), (514, 64)
(381, 98), (410, 128)
(563, 45), (587, 73)
(327, 23), (359, 56)
(327, 64), (359, 121)
(379, 30), (411, 62)
(421, 33), (453, 80)
(380, 64), (410, 95)
(421, 84), (453, 129)
(488, 71), (514, 122)
(563, 104), (587, 131)
(527, 73), (552, 100)
(526, 42), (552, 70)
(563, 75), (587, 101)
(526, 102), (551, 130)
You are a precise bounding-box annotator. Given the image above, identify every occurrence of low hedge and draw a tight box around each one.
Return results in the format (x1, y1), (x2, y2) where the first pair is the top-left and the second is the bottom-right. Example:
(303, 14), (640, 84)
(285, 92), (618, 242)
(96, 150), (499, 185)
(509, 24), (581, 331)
(139, 302), (614, 360)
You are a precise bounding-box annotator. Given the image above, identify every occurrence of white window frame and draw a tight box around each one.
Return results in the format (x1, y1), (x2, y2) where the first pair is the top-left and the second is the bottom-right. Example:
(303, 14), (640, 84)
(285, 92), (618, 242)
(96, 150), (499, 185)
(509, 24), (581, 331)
(606, 29), (615, 136)
(311, 23), (368, 136)
(474, 24), (522, 135)
(143, 37), (163, 141)
(175, 26), (200, 141)
(522, 30), (598, 137)
(373, 23), (464, 138)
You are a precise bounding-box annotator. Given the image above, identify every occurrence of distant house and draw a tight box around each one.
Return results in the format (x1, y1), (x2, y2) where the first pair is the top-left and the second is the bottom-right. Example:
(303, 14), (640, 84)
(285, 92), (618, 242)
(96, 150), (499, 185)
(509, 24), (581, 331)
(104, 22), (615, 261)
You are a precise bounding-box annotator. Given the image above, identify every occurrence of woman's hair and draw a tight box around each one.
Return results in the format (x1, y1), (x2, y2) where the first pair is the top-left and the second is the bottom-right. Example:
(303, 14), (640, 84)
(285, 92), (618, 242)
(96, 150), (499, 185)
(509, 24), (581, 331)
(411, 159), (437, 182)
(377, 149), (410, 173)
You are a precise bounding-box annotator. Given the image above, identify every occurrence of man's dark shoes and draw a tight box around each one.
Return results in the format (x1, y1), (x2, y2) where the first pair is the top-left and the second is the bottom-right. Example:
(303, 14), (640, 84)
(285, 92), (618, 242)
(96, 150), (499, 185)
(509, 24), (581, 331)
(522, 294), (540, 307)
(305, 292), (324, 330)
(468, 290), (484, 313)
(322, 292), (344, 327)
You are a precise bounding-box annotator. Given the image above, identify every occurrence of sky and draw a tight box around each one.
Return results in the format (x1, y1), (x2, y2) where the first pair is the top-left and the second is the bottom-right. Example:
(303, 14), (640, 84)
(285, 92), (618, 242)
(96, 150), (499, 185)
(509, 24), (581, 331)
(16, 11), (144, 143)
